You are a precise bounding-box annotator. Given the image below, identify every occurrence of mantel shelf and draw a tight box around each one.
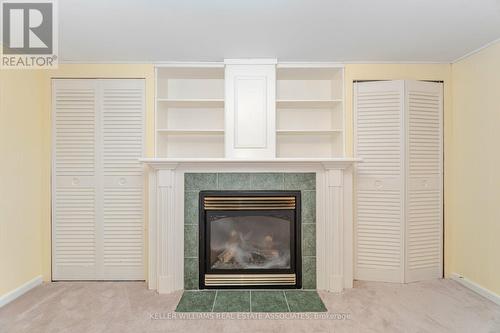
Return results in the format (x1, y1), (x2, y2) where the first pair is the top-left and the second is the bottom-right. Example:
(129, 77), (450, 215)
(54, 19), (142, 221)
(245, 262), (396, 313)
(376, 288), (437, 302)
(140, 157), (361, 167)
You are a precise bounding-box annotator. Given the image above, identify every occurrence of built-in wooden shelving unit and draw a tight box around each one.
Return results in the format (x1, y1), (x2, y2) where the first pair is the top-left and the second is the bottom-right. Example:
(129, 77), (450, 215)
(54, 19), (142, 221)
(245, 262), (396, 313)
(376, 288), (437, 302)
(276, 66), (345, 158)
(155, 63), (345, 158)
(155, 66), (225, 157)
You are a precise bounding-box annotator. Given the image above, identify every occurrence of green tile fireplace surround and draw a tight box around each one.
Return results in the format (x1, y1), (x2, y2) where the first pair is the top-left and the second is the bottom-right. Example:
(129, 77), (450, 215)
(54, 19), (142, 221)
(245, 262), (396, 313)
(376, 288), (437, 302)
(183, 172), (317, 291)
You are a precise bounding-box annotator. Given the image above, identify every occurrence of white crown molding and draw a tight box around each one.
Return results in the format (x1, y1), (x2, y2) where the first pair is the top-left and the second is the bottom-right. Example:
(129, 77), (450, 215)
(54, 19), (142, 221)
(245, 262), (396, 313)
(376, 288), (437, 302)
(0, 275), (43, 308)
(277, 62), (345, 68)
(342, 60), (450, 64)
(59, 59), (450, 66)
(154, 61), (224, 68)
(224, 58), (278, 65)
(452, 37), (500, 63)
(59, 60), (156, 65)
(450, 273), (500, 306)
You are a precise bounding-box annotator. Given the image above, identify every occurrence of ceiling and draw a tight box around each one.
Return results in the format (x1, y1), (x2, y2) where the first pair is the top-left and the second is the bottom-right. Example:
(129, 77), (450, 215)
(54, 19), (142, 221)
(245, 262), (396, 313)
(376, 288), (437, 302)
(59, 0), (500, 63)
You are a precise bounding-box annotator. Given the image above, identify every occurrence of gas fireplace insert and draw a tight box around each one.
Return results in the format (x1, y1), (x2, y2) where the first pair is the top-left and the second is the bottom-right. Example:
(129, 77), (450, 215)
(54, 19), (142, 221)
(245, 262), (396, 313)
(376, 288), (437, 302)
(199, 191), (302, 289)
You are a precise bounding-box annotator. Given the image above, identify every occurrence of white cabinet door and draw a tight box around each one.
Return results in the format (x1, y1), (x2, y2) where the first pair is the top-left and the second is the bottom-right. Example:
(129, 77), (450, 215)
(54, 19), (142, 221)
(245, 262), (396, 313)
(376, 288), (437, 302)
(225, 61), (276, 158)
(52, 79), (145, 280)
(354, 80), (405, 283)
(404, 80), (443, 282)
(354, 80), (443, 283)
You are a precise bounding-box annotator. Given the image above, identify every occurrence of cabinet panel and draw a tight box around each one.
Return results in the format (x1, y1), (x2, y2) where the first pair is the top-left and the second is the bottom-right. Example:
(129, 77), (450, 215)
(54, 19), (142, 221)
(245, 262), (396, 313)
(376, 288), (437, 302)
(234, 77), (268, 148)
(225, 62), (276, 158)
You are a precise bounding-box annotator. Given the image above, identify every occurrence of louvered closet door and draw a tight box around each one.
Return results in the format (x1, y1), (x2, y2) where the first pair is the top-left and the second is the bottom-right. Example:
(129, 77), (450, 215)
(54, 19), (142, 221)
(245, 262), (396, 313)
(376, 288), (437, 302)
(354, 81), (405, 283)
(52, 79), (145, 280)
(100, 80), (145, 279)
(404, 81), (443, 282)
(53, 80), (98, 279)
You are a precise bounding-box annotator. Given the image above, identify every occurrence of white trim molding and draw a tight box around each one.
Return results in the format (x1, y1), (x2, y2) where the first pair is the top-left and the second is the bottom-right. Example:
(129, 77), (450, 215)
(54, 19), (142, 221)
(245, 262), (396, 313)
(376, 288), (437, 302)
(224, 58), (278, 65)
(0, 275), (43, 308)
(142, 158), (359, 293)
(59, 60), (347, 68)
(450, 273), (500, 306)
(452, 37), (500, 63)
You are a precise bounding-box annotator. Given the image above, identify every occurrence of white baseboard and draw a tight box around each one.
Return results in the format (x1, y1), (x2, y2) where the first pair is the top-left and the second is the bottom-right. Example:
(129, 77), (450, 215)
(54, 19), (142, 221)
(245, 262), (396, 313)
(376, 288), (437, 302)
(450, 273), (500, 306)
(0, 275), (43, 308)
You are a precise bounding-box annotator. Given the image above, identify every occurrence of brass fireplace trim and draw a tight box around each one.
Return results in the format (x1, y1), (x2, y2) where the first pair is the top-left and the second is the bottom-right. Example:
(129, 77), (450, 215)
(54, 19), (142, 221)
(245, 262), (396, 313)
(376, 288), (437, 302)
(204, 196), (296, 210)
(204, 274), (296, 286)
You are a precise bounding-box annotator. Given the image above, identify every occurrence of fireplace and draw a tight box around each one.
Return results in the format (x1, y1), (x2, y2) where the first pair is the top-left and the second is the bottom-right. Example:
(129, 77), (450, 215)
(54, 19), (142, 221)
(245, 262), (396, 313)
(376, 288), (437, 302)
(199, 191), (302, 289)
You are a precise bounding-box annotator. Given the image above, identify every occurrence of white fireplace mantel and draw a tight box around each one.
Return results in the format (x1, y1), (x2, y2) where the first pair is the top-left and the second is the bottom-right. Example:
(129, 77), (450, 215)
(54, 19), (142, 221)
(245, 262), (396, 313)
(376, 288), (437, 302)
(141, 157), (360, 294)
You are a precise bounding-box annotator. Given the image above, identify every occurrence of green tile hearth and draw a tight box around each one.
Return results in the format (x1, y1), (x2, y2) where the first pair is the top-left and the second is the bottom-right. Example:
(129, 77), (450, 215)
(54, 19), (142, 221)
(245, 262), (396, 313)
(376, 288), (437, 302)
(175, 290), (327, 313)
(213, 291), (250, 312)
(176, 291), (216, 312)
(285, 291), (327, 312)
(250, 291), (289, 312)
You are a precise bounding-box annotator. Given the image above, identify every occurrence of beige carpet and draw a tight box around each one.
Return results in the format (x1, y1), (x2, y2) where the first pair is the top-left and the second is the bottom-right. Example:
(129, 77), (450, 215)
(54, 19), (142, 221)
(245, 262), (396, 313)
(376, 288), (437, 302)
(0, 279), (499, 333)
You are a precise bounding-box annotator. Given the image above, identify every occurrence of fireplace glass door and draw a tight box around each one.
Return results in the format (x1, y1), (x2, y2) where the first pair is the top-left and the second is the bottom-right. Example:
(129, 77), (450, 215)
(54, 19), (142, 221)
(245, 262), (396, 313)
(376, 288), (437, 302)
(208, 211), (293, 270)
(199, 191), (301, 289)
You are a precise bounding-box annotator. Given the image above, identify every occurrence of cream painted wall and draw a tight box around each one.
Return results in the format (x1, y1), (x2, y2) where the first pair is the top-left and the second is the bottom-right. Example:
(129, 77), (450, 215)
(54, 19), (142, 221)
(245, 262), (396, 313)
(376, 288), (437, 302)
(0, 70), (44, 295)
(450, 42), (500, 295)
(1, 64), (155, 297)
(344, 64), (453, 277)
(39, 64), (156, 282)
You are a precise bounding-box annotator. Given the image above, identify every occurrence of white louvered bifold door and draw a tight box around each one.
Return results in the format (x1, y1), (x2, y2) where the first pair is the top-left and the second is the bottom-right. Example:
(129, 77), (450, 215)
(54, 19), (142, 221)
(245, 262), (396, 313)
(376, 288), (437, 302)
(404, 81), (443, 282)
(53, 80), (98, 279)
(52, 79), (145, 280)
(100, 80), (144, 279)
(354, 80), (443, 283)
(354, 81), (405, 283)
